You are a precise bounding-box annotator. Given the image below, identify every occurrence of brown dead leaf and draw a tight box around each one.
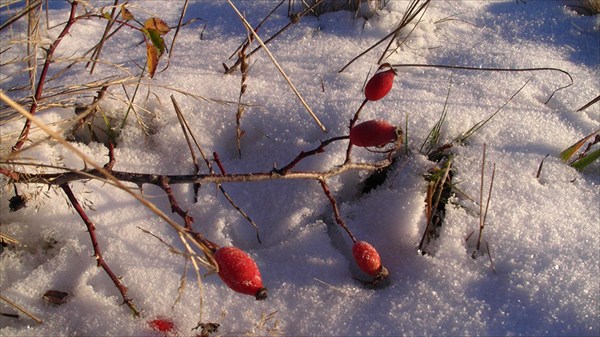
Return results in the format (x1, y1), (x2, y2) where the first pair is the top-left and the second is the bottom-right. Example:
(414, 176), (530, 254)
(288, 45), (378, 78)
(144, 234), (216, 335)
(146, 41), (158, 78)
(144, 17), (170, 35)
(121, 4), (134, 21)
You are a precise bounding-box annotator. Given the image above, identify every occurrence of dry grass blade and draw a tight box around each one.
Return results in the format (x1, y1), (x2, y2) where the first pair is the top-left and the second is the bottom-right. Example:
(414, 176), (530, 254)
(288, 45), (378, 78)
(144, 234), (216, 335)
(0, 91), (217, 277)
(418, 155), (453, 255)
(391, 63), (572, 104)
(454, 78), (530, 144)
(0, 294), (43, 324)
(472, 143), (496, 274)
(378, 0), (430, 64)
(87, 0), (120, 74)
(576, 94), (600, 112)
(0, 0), (43, 32)
(226, 0), (327, 132)
(339, 0), (430, 72)
(170, 95), (262, 243)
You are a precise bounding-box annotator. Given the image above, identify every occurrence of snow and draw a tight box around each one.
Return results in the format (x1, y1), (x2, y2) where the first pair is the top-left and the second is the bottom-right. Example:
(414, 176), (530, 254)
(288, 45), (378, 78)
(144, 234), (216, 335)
(1, 0), (598, 336)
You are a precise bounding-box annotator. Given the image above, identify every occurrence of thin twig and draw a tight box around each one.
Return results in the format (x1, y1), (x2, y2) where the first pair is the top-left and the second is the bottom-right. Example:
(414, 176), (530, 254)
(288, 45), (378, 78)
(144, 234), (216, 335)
(226, 0), (326, 132)
(319, 178), (357, 243)
(212, 152), (262, 243)
(390, 63), (572, 104)
(0, 294), (42, 324)
(60, 183), (140, 316)
(87, 0), (120, 74)
(11, 1), (79, 153)
(224, 0), (324, 73)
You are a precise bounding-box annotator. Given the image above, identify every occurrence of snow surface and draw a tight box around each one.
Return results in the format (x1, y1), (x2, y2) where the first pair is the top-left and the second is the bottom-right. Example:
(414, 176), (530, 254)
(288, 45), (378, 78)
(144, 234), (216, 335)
(1, 0), (599, 336)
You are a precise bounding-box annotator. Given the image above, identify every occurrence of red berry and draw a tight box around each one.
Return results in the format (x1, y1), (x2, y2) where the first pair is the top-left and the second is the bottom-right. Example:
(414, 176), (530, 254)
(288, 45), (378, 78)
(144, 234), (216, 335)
(364, 68), (395, 101)
(148, 318), (175, 333)
(352, 241), (383, 276)
(349, 120), (398, 148)
(214, 246), (267, 300)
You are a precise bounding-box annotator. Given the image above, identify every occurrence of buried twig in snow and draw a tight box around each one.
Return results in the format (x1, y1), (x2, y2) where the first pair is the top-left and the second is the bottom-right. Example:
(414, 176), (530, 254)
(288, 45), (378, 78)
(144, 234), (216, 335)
(535, 154), (550, 179)
(419, 155), (454, 255)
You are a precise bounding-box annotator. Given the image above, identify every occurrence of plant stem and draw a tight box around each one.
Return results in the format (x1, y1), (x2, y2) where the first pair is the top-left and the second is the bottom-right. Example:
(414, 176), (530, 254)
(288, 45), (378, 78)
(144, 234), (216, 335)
(12, 1), (79, 153)
(60, 183), (140, 317)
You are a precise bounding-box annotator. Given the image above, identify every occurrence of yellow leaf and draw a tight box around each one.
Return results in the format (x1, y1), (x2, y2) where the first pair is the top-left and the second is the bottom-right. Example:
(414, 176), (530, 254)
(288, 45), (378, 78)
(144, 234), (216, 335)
(144, 17), (170, 35)
(146, 42), (158, 78)
(121, 5), (134, 21)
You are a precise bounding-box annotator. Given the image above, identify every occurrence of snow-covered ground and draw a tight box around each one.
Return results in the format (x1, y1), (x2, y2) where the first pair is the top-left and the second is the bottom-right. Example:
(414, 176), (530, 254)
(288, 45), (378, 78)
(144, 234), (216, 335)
(1, 1), (598, 336)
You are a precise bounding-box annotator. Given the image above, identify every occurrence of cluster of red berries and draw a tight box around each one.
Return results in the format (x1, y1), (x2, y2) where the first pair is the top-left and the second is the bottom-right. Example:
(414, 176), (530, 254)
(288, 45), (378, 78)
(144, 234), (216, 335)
(186, 65), (398, 303)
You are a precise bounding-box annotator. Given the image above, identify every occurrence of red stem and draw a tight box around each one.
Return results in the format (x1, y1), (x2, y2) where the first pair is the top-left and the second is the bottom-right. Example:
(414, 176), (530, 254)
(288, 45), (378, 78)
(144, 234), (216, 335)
(59, 182), (139, 316)
(12, 1), (79, 153)
(319, 179), (356, 243)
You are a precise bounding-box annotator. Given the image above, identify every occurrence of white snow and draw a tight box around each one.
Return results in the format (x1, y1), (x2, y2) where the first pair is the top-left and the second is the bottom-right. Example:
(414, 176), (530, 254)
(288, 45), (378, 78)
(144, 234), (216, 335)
(1, 1), (598, 336)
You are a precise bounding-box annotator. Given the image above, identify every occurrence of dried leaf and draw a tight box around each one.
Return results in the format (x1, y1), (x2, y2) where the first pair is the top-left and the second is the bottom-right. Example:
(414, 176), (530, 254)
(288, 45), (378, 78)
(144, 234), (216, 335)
(144, 17), (170, 35)
(146, 41), (158, 78)
(144, 28), (166, 57)
(121, 5), (134, 21)
(43, 290), (69, 305)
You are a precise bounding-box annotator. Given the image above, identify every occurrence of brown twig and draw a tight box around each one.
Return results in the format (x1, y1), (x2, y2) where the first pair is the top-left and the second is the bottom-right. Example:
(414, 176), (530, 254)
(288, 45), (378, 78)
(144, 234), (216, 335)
(389, 63), (572, 104)
(2, 157), (392, 187)
(344, 98), (368, 164)
(224, 0), (325, 74)
(159, 176), (195, 229)
(276, 135), (349, 174)
(11, 1), (79, 153)
(87, 0), (120, 74)
(212, 152), (262, 244)
(318, 178), (357, 243)
(59, 183), (140, 316)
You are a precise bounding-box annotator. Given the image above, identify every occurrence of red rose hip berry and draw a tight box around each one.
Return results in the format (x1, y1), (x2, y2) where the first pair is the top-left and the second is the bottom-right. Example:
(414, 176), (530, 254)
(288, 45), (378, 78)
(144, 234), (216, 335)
(364, 68), (396, 101)
(148, 318), (176, 333)
(349, 120), (398, 148)
(214, 246), (267, 300)
(352, 241), (382, 275)
(352, 241), (389, 284)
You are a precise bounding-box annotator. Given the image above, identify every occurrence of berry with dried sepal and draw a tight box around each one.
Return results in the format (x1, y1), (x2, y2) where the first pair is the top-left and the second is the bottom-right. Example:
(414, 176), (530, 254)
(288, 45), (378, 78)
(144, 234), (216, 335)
(364, 67), (396, 101)
(349, 120), (399, 148)
(214, 246), (267, 300)
(352, 241), (389, 284)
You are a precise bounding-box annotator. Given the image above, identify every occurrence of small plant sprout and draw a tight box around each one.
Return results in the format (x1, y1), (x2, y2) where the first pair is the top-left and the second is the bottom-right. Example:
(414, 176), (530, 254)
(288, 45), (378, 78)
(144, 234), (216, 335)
(213, 246), (268, 300)
(559, 129), (600, 171)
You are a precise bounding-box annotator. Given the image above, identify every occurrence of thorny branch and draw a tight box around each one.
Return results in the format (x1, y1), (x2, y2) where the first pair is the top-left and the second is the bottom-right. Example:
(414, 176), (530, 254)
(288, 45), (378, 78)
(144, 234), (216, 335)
(11, 1), (79, 153)
(3, 136), (392, 187)
(59, 182), (140, 316)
